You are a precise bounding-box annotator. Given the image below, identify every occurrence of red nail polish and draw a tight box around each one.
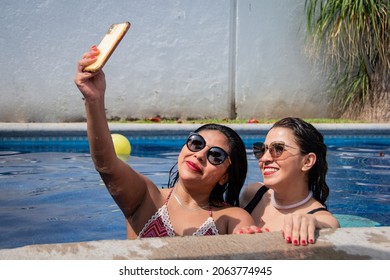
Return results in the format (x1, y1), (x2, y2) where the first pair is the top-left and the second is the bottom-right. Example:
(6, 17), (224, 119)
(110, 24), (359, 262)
(91, 45), (97, 49)
(309, 239), (314, 244)
(286, 237), (291, 243)
(301, 240), (306, 245)
(293, 239), (299, 245)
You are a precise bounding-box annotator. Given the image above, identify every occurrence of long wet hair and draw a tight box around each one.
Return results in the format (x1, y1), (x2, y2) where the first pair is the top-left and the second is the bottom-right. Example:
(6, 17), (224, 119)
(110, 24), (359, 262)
(167, 123), (247, 207)
(271, 117), (329, 206)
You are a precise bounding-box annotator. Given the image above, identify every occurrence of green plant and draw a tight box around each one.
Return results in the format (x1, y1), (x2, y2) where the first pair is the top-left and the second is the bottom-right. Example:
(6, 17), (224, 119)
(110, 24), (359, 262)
(304, 0), (389, 121)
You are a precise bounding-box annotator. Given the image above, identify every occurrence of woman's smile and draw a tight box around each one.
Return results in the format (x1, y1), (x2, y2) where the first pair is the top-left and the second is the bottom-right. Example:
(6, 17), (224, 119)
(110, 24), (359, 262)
(186, 160), (202, 173)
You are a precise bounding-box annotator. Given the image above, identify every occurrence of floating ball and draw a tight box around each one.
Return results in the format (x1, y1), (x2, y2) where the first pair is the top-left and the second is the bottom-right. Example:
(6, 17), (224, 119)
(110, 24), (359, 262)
(111, 134), (131, 157)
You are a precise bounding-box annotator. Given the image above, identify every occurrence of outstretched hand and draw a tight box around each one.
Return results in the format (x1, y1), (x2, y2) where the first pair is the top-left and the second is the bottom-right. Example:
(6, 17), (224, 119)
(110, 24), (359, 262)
(74, 46), (106, 101)
(234, 213), (319, 246)
(282, 213), (317, 246)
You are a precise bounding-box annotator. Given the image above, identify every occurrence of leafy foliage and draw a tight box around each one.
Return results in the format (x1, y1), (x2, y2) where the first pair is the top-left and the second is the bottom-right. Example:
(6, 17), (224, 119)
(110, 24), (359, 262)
(304, 0), (389, 116)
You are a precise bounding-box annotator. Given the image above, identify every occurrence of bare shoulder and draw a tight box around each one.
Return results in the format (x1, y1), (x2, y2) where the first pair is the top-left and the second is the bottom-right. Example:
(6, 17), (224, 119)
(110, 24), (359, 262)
(214, 205), (255, 224)
(313, 211), (341, 228)
(213, 205), (255, 234)
(239, 182), (264, 207)
(309, 200), (333, 216)
(308, 200), (340, 228)
(220, 205), (252, 216)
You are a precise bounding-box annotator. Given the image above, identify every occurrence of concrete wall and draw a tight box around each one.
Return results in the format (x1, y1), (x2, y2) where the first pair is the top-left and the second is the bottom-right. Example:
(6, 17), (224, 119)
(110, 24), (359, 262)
(0, 0), (328, 122)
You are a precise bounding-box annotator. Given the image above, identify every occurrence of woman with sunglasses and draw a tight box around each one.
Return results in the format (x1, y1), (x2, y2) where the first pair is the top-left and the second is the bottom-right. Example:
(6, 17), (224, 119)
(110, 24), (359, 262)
(240, 117), (339, 245)
(74, 46), (255, 239)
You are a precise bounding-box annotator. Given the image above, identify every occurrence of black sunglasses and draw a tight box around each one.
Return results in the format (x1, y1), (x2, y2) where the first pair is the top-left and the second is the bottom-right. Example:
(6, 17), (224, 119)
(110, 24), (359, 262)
(253, 141), (297, 159)
(186, 132), (229, 165)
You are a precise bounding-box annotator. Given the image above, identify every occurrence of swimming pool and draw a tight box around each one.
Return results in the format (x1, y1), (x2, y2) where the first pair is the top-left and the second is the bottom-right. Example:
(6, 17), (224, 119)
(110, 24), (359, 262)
(0, 124), (389, 249)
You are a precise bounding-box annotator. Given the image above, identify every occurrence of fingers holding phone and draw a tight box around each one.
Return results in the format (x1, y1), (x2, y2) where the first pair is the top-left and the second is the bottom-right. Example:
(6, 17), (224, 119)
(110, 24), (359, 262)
(75, 22), (130, 100)
(84, 22), (130, 73)
(77, 46), (100, 72)
(75, 46), (106, 100)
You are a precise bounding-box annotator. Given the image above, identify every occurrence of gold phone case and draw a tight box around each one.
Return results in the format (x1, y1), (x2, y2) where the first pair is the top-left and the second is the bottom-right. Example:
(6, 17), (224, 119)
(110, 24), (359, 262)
(84, 22), (130, 72)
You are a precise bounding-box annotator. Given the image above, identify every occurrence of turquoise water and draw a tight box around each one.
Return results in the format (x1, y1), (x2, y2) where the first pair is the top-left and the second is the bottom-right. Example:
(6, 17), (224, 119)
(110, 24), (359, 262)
(0, 131), (389, 249)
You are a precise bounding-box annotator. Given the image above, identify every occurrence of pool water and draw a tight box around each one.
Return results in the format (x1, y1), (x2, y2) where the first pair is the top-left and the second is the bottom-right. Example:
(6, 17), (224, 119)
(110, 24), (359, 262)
(0, 131), (389, 249)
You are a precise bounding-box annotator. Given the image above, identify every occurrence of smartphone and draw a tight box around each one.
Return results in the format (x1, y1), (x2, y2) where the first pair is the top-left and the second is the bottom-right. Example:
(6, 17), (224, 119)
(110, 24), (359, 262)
(84, 21), (131, 72)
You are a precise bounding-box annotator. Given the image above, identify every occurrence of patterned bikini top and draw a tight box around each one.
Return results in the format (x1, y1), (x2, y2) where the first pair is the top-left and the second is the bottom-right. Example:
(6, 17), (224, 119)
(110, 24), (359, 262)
(138, 189), (219, 238)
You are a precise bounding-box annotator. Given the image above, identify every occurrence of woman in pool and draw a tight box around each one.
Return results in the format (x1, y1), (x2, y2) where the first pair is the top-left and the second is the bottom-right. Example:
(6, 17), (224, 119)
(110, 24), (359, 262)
(240, 117), (340, 245)
(74, 46), (254, 238)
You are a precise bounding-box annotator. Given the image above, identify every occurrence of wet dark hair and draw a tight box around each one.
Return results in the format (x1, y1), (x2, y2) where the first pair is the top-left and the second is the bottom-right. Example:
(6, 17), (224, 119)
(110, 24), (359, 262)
(271, 117), (329, 206)
(167, 123), (247, 207)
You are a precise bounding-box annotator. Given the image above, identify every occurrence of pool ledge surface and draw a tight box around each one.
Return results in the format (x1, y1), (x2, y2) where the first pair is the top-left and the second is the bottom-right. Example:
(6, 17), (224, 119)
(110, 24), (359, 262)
(2, 122), (390, 138)
(1, 227), (389, 260)
(1, 122), (390, 131)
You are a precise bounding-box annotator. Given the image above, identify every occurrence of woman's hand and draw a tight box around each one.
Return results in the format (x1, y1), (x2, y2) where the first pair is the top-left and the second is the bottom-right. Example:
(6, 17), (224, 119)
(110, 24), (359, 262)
(282, 213), (317, 246)
(234, 225), (268, 235)
(74, 46), (106, 101)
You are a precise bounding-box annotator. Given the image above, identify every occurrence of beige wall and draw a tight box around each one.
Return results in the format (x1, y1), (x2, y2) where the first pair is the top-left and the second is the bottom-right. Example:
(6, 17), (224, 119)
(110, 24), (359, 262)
(0, 0), (328, 122)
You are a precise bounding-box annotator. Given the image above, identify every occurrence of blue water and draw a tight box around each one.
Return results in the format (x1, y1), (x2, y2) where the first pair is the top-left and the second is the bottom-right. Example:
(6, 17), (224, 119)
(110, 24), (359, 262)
(0, 131), (389, 249)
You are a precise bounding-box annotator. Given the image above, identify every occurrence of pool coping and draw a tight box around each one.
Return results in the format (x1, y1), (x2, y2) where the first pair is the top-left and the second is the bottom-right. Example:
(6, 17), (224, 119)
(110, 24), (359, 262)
(2, 122), (390, 130)
(1, 122), (390, 137)
(0, 227), (389, 260)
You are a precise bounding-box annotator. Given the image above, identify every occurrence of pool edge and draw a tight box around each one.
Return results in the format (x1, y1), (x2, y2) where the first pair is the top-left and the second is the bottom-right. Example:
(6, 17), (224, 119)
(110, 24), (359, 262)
(1, 122), (390, 137)
(0, 227), (389, 260)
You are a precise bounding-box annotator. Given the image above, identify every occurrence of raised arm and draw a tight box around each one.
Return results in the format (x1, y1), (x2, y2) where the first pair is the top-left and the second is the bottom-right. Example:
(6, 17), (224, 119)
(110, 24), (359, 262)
(74, 46), (154, 218)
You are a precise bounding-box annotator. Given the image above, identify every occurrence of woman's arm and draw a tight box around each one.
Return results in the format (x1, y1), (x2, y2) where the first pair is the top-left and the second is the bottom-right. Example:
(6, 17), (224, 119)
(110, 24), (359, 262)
(314, 212), (340, 229)
(74, 47), (154, 218)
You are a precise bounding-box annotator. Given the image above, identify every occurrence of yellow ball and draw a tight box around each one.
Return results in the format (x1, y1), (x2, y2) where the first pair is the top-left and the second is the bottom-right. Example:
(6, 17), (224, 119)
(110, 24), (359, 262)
(111, 134), (131, 156)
